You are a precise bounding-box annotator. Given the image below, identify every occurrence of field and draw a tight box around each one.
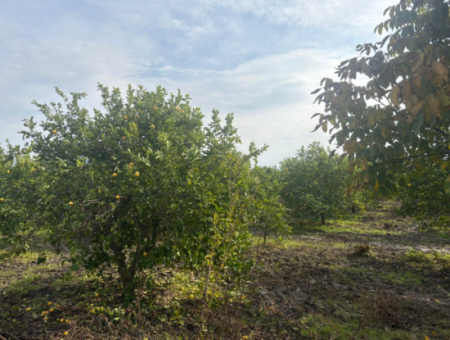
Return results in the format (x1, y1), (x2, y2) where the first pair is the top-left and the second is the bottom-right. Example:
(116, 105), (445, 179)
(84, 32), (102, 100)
(1, 202), (449, 340)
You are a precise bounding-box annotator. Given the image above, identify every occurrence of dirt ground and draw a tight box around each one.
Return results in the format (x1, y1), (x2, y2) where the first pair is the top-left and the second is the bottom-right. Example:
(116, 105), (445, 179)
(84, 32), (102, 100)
(1, 202), (449, 339)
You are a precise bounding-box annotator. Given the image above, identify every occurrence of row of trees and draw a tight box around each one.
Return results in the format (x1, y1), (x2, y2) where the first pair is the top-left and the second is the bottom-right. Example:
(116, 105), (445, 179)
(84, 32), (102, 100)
(0, 83), (370, 294)
(2, 0), (448, 295)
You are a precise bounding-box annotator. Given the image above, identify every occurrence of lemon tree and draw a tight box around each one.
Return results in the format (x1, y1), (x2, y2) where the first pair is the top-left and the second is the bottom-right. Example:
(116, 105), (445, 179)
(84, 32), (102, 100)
(248, 166), (290, 245)
(0, 143), (42, 252)
(20, 84), (267, 291)
(280, 142), (348, 224)
(397, 161), (450, 228)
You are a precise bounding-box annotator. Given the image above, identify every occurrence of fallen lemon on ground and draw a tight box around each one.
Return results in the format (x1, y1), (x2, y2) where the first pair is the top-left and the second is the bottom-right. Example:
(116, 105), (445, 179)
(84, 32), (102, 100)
(64, 331), (68, 336)
(26, 307), (31, 311)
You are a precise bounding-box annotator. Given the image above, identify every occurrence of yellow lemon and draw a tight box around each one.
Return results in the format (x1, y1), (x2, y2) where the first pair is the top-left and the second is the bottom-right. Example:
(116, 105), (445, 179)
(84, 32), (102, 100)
(0, 198), (4, 202)
(116, 195), (120, 200)
(408, 183), (411, 186)
(26, 307), (31, 311)
(60, 318), (64, 323)
(48, 302), (53, 306)
(181, 110), (185, 113)
(69, 202), (73, 205)
(143, 252), (148, 257)
(112, 173), (118, 178)
(189, 294), (194, 299)
(64, 331), (69, 336)
(122, 136), (126, 141)
(151, 124), (155, 129)
(243, 337), (248, 340)
(50, 308), (54, 312)
(7, 170), (10, 174)
(53, 130), (57, 134)
(135, 171), (140, 177)
(124, 115), (128, 119)
(153, 106), (158, 110)
(65, 319), (69, 323)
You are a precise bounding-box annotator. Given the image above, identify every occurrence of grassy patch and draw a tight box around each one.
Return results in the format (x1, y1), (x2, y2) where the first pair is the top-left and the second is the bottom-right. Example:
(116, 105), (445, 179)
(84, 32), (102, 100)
(2, 202), (450, 339)
(377, 270), (423, 286)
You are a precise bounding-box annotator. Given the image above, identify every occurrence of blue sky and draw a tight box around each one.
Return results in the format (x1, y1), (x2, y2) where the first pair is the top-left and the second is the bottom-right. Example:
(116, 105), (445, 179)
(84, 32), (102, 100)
(0, 0), (394, 165)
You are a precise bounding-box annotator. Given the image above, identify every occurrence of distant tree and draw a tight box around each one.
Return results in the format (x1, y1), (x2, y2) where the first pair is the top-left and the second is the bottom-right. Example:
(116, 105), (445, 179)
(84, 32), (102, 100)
(397, 161), (450, 228)
(0, 143), (42, 253)
(249, 166), (290, 245)
(280, 142), (348, 224)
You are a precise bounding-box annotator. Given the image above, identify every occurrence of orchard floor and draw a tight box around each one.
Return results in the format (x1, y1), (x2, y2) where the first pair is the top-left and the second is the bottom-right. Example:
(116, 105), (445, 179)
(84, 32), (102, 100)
(1, 202), (450, 340)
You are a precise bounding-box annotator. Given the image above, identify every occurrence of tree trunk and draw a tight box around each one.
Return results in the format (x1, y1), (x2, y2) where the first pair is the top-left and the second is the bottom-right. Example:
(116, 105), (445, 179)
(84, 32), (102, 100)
(263, 233), (267, 246)
(321, 213), (325, 225)
(352, 205), (356, 214)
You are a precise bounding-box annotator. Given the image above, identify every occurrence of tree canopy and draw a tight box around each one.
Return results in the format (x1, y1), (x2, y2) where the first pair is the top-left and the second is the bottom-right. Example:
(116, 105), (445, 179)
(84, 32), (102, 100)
(312, 0), (450, 195)
(14, 84), (271, 290)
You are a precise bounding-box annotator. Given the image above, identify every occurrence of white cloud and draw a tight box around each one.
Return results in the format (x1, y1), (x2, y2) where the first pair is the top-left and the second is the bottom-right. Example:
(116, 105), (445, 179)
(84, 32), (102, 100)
(0, 0), (392, 164)
(206, 0), (394, 27)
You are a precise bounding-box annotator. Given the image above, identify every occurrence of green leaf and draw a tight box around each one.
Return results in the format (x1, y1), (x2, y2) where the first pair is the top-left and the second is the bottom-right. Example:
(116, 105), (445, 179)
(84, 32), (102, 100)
(413, 111), (423, 135)
(444, 175), (450, 193)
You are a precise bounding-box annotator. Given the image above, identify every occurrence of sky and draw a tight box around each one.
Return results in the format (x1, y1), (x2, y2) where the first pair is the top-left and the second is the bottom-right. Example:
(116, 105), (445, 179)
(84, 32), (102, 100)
(0, 0), (394, 166)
